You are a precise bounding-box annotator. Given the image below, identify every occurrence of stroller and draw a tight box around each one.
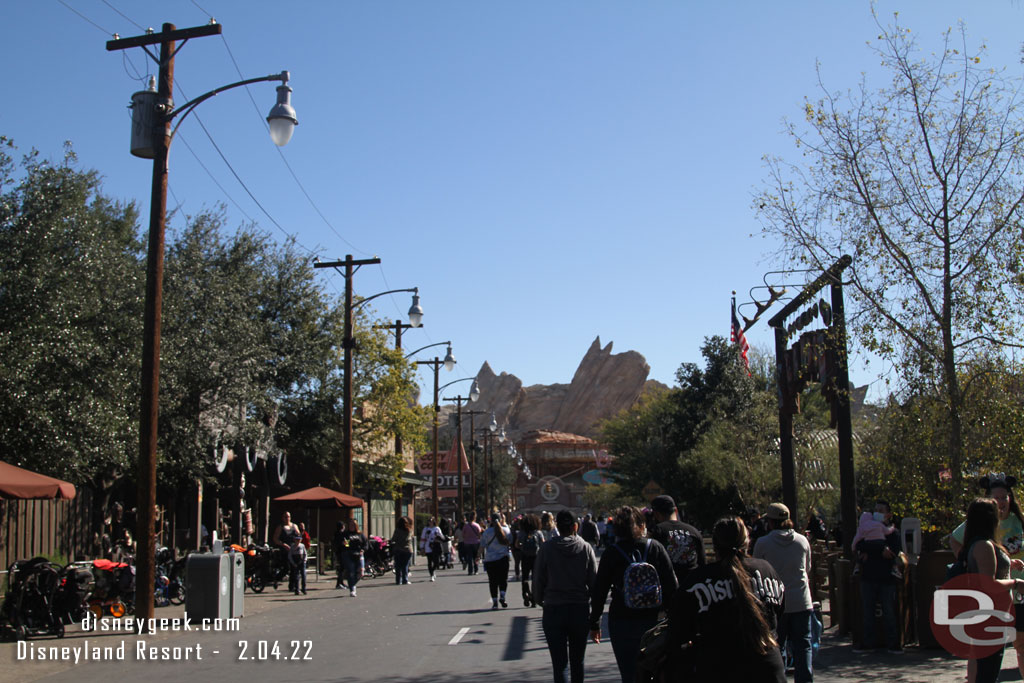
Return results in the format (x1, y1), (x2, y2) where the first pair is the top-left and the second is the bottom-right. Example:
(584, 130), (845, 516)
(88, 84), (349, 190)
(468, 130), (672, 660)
(53, 563), (93, 625)
(364, 537), (393, 578)
(154, 547), (186, 607)
(243, 544), (289, 592)
(87, 558), (135, 618)
(0, 557), (66, 640)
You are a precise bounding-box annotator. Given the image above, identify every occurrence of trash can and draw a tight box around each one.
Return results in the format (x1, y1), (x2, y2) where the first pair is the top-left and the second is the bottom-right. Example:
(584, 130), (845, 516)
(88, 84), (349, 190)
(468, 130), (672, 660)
(185, 553), (230, 621)
(228, 550), (245, 618)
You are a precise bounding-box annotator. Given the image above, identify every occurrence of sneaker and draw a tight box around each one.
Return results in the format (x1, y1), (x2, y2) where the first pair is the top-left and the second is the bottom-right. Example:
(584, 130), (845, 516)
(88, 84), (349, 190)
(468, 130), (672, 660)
(492, 600), (499, 610)
(430, 575), (436, 582)
(301, 589), (307, 595)
(350, 588), (356, 597)
(499, 598), (507, 608)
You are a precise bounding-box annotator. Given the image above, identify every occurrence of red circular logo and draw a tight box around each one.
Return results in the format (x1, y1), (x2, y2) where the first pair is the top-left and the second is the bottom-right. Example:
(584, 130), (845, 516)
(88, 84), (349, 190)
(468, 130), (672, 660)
(930, 573), (1016, 659)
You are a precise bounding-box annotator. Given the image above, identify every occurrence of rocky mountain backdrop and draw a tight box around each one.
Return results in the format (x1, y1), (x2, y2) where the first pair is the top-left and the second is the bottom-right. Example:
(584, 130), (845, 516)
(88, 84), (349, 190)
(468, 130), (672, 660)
(441, 337), (667, 442)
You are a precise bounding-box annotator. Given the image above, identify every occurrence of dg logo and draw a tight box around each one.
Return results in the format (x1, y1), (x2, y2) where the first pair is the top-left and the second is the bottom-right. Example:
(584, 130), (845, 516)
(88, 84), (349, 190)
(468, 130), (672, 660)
(931, 573), (1016, 659)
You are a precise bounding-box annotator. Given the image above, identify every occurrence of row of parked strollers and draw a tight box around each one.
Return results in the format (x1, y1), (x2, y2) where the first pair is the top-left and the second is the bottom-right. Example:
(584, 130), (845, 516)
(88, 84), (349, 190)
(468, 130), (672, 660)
(0, 546), (185, 641)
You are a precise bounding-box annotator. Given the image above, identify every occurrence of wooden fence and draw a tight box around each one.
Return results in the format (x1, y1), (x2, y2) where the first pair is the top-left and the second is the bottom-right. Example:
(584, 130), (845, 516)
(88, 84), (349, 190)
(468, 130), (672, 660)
(0, 489), (97, 572)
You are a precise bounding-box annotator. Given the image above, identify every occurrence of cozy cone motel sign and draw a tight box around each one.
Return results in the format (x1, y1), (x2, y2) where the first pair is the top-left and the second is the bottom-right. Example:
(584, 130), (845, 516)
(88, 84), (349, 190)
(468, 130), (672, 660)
(418, 442), (472, 497)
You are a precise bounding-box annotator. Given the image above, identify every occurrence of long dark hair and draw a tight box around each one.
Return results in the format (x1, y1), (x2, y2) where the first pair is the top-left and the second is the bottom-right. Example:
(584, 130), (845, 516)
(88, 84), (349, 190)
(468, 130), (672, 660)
(711, 517), (776, 656)
(963, 498), (1002, 559)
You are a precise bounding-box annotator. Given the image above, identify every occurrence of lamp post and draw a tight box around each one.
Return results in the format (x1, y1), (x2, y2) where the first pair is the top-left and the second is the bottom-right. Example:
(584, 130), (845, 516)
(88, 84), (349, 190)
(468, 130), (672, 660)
(475, 415), (498, 513)
(312, 260), (423, 497)
(409, 343), (456, 519)
(107, 22), (297, 623)
(442, 379), (480, 515)
(463, 409), (488, 515)
(374, 313), (425, 526)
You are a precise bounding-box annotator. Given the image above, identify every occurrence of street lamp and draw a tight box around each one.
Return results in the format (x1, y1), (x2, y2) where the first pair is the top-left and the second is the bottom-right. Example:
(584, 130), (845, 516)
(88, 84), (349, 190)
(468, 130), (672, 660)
(463, 409), (488, 514)
(442, 378), (481, 516)
(409, 342), (456, 519)
(108, 21), (297, 623)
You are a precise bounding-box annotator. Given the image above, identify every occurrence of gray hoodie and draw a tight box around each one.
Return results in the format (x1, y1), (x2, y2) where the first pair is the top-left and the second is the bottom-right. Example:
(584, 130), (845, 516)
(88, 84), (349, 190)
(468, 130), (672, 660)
(752, 529), (813, 613)
(533, 533), (598, 607)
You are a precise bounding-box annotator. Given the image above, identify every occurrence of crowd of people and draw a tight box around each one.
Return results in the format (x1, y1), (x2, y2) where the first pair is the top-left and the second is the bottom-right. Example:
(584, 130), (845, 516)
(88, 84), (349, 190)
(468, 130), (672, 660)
(264, 475), (1024, 683)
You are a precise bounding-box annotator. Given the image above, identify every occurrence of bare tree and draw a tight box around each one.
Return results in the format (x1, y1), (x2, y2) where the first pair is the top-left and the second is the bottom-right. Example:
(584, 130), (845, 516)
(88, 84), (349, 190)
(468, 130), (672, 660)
(756, 12), (1024, 485)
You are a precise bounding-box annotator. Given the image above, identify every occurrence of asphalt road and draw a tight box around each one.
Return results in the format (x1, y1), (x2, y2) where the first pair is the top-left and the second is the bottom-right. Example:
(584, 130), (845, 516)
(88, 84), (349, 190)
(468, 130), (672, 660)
(0, 558), (1018, 682)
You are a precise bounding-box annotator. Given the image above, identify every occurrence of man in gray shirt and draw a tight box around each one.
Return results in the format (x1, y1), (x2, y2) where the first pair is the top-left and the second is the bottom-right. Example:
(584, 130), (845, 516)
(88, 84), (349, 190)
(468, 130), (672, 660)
(753, 502), (814, 683)
(534, 509), (598, 683)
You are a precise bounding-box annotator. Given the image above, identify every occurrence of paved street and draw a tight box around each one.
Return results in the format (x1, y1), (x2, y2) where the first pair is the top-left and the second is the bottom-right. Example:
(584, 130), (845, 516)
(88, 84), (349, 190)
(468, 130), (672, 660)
(0, 559), (1018, 682)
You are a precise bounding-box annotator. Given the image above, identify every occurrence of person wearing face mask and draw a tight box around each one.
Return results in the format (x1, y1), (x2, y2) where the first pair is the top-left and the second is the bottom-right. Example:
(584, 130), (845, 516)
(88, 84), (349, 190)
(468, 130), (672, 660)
(852, 500), (903, 654)
(949, 474), (1024, 678)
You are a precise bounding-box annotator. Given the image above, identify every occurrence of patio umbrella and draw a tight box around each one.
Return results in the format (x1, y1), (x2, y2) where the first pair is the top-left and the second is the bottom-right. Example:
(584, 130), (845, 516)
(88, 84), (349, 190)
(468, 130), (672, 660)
(0, 460), (76, 500)
(273, 486), (365, 572)
(273, 486), (363, 508)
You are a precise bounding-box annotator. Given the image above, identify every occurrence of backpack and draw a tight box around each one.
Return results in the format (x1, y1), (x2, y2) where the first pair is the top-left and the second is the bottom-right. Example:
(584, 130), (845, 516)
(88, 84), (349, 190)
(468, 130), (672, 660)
(521, 531), (540, 557)
(615, 540), (663, 610)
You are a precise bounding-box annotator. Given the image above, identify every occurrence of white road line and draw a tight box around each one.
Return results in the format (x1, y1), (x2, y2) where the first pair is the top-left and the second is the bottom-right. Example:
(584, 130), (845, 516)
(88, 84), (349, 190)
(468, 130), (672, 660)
(448, 627), (471, 645)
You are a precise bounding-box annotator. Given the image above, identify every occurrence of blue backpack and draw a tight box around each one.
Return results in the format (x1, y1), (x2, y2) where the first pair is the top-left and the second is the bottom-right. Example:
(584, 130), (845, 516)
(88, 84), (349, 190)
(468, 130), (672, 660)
(614, 540), (662, 610)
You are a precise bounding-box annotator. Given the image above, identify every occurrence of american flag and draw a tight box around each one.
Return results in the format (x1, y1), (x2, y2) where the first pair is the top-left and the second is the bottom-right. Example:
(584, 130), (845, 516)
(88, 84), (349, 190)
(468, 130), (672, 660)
(731, 297), (751, 374)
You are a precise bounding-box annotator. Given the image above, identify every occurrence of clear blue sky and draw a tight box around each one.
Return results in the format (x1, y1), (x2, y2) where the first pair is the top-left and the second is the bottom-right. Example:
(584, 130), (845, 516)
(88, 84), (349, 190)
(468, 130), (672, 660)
(3, 1), (1022, 404)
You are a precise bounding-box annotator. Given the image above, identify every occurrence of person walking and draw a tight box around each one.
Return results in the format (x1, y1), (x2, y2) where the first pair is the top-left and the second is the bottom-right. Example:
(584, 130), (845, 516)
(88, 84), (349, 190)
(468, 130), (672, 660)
(753, 502), (814, 683)
(589, 505), (678, 683)
(420, 517), (446, 582)
(649, 494), (705, 586)
(390, 516), (415, 585)
(463, 511), (483, 575)
(541, 511), (560, 541)
(331, 520), (347, 589)
(518, 513), (545, 607)
(579, 514), (600, 548)
(534, 509), (598, 683)
(668, 516), (786, 682)
(338, 518), (367, 597)
(480, 512), (512, 608)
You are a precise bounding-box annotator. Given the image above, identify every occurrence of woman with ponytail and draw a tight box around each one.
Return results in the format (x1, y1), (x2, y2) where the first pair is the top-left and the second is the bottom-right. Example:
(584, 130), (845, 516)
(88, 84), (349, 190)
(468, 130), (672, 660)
(668, 516), (787, 682)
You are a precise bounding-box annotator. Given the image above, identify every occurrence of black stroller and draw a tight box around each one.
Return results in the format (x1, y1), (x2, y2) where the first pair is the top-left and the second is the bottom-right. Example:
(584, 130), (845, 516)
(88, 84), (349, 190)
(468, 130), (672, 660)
(364, 537), (394, 578)
(0, 557), (66, 640)
(87, 558), (135, 618)
(53, 563), (92, 625)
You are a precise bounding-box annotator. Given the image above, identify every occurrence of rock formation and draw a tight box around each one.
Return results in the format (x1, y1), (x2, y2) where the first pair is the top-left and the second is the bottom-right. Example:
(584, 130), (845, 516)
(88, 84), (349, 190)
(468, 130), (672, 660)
(447, 337), (655, 441)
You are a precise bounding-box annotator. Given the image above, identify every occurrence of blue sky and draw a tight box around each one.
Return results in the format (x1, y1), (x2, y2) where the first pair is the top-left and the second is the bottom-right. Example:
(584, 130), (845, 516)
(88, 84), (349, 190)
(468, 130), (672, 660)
(3, 1), (1022, 404)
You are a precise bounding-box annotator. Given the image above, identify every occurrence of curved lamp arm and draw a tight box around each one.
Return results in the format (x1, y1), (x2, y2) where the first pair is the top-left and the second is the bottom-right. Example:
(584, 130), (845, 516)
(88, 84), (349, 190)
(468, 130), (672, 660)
(169, 71), (293, 141)
(439, 376), (479, 399)
(354, 288), (423, 327)
(405, 341), (452, 360)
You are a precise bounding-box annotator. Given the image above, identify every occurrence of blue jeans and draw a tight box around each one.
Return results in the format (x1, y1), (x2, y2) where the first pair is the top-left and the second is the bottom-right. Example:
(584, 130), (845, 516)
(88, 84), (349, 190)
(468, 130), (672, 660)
(464, 543), (480, 574)
(779, 610), (813, 683)
(394, 550), (412, 584)
(860, 580), (899, 650)
(342, 553), (362, 589)
(541, 603), (589, 683)
(608, 616), (658, 683)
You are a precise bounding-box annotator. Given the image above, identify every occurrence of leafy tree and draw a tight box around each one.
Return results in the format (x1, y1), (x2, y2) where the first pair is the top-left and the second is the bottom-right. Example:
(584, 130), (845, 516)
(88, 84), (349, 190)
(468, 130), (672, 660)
(756, 13), (1024, 488)
(0, 138), (144, 505)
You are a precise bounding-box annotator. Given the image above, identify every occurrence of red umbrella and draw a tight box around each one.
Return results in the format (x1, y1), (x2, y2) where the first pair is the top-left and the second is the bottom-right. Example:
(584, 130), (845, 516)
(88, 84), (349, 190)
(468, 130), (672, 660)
(0, 460), (77, 500)
(273, 486), (363, 508)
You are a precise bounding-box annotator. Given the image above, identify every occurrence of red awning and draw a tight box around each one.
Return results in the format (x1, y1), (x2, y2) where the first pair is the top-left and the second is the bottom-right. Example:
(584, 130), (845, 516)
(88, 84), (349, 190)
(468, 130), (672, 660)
(0, 460), (77, 500)
(273, 486), (363, 508)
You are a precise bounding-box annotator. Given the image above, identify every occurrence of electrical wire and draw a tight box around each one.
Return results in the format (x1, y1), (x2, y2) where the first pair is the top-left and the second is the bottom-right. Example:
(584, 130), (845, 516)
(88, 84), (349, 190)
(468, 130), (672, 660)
(58, 0), (113, 35)
(101, 0), (145, 31)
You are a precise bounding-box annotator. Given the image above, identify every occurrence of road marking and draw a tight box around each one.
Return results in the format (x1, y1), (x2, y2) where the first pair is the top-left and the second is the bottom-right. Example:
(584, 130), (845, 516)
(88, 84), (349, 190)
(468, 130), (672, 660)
(448, 627), (471, 645)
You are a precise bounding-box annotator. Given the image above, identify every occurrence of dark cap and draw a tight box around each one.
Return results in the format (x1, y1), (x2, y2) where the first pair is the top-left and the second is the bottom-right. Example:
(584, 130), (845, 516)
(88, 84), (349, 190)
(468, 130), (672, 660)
(766, 502), (790, 521)
(555, 510), (577, 528)
(651, 495), (676, 515)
